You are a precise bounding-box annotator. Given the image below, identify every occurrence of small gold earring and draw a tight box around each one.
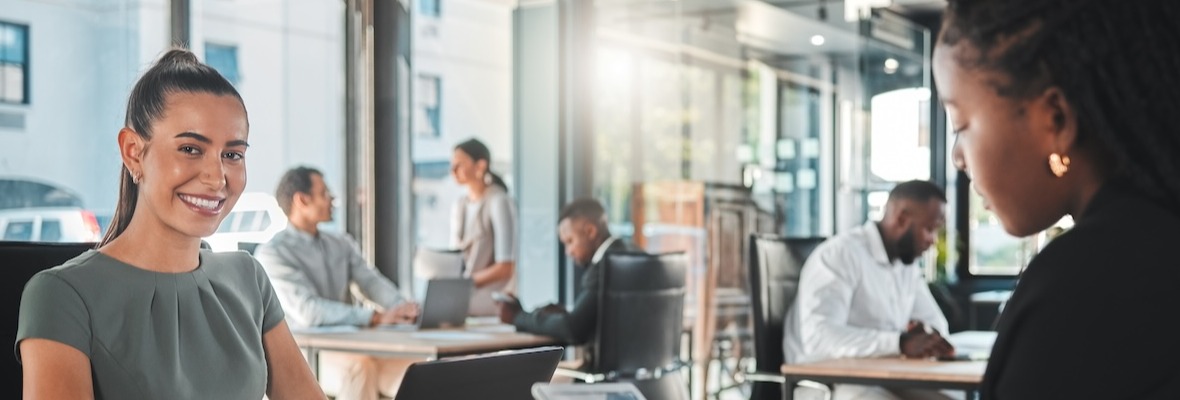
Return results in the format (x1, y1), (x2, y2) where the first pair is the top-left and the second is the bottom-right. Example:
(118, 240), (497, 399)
(1049, 153), (1070, 177)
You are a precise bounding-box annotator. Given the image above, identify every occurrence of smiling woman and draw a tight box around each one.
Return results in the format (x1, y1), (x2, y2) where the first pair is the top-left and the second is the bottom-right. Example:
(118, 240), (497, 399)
(15, 49), (324, 399)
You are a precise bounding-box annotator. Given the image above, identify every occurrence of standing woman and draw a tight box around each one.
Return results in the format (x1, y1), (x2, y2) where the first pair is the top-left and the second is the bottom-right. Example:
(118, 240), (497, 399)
(450, 138), (517, 316)
(934, 0), (1180, 398)
(16, 49), (323, 399)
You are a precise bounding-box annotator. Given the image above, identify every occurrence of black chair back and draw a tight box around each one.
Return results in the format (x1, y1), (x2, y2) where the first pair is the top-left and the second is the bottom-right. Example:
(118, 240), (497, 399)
(0, 241), (94, 397)
(747, 234), (825, 400)
(593, 251), (688, 400)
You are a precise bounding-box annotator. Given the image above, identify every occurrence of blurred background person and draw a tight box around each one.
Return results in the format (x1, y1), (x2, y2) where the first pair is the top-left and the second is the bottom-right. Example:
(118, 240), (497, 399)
(256, 166), (419, 400)
(450, 138), (517, 316)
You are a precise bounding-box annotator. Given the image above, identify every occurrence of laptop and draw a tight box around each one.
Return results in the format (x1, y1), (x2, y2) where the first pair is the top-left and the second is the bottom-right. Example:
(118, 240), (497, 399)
(383, 277), (473, 330)
(531, 382), (648, 400)
(411, 247), (465, 299)
(394, 346), (565, 400)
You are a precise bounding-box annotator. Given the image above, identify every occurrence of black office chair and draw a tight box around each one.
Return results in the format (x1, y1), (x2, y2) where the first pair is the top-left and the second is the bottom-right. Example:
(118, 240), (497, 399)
(745, 234), (830, 400)
(557, 251), (689, 400)
(0, 241), (95, 398)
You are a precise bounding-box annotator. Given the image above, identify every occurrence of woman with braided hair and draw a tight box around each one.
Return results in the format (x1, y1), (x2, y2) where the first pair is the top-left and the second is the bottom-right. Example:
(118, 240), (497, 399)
(934, 0), (1180, 398)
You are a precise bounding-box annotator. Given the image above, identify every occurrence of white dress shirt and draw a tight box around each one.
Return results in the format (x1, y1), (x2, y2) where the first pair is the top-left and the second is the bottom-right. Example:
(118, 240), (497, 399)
(782, 221), (948, 364)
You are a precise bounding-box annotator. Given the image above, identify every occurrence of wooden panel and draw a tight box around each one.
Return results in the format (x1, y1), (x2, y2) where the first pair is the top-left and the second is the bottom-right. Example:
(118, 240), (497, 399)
(780, 358), (986, 384)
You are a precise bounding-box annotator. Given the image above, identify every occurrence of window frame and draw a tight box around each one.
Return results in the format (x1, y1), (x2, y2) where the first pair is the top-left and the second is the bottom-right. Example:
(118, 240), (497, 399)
(418, 0), (441, 17)
(0, 20), (30, 105)
(416, 73), (441, 138)
(204, 42), (240, 87)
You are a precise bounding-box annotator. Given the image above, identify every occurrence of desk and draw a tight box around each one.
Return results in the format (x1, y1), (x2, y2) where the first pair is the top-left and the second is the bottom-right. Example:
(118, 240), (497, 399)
(293, 325), (558, 378)
(780, 331), (995, 400)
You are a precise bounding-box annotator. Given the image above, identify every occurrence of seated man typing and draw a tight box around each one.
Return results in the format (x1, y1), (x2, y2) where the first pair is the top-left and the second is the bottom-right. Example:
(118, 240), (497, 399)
(494, 198), (634, 348)
(255, 166), (419, 400)
(782, 180), (957, 400)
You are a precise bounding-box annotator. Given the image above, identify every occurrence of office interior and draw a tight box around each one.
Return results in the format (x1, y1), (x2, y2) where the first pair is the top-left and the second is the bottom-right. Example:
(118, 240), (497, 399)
(0, 0), (1056, 398)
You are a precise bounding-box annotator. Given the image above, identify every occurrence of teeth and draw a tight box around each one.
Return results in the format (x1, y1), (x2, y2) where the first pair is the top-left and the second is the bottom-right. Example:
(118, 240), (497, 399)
(180, 195), (221, 210)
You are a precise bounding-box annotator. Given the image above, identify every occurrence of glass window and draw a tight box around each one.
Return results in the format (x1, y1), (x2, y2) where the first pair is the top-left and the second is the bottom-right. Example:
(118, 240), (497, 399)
(410, 1), (513, 251)
(217, 212), (239, 233)
(419, 0), (441, 17)
(416, 74), (441, 138)
(870, 87), (931, 182)
(966, 189), (1074, 276)
(236, 210), (259, 232)
(0, 21), (29, 104)
(3, 220), (33, 241)
(205, 43), (240, 86)
(258, 212), (272, 231)
(0, 1), (347, 244)
(40, 219), (62, 242)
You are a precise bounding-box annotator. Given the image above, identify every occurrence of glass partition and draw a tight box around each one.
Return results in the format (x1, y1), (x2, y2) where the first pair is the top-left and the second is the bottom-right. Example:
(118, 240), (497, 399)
(0, 0), (346, 250)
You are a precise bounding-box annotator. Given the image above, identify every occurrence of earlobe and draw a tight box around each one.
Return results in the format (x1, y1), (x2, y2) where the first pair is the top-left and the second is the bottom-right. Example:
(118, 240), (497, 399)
(117, 128), (145, 174)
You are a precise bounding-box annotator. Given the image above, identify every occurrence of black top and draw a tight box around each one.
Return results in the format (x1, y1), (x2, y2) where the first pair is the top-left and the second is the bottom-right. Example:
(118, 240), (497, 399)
(512, 238), (636, 345)
(982, 181), (1180, 399)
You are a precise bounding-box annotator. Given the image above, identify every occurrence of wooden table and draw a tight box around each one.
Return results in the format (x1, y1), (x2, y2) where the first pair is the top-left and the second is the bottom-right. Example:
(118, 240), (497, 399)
(780, 331), (996, 400)
(293, 324), (558, 378)
(780, 358), (986, 400)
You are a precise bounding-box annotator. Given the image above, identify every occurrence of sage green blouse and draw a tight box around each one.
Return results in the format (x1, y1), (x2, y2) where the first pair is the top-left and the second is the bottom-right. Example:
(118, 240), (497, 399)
(16, 249), (285, 399)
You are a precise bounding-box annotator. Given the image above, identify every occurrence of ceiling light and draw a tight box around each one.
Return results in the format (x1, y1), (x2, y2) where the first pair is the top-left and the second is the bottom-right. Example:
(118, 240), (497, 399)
(810, 35), (825, 46)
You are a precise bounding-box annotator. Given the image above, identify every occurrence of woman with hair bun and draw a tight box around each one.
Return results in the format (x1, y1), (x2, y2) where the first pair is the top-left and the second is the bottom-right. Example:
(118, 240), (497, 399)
(16, 49), (323, 399)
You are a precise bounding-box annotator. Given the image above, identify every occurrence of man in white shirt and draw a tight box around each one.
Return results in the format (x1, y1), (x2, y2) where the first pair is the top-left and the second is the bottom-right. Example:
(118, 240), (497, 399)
(783, 180), (957, 400)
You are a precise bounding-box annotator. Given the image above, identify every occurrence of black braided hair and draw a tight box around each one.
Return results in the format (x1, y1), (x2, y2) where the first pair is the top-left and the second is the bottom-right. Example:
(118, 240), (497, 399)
(940, 0), (1180, 212)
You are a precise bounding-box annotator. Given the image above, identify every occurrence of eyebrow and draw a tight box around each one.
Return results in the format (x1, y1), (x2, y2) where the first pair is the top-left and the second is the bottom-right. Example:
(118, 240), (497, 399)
(175, 132), (250, 147)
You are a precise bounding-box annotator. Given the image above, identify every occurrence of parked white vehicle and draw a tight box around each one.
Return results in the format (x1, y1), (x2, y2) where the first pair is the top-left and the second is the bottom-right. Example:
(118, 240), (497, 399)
(0, 207), (103, 243)
(203, 192), (287, 253)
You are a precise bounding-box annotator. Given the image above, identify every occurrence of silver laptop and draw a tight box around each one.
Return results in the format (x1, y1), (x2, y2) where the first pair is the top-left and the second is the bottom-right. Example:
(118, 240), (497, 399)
(532, 382), (647, 400)
(383, 277), (473, 330)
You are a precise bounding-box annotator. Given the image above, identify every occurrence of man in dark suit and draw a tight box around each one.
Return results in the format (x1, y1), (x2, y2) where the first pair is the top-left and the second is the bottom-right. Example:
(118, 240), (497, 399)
(494, 197), (634, 344)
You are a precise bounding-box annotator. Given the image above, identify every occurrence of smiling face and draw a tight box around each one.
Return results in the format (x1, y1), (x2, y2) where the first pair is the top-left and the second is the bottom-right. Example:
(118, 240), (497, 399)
(122, 91), (249, 240)
(933, 42), (1075, 237)
(450, 149), (486, 186)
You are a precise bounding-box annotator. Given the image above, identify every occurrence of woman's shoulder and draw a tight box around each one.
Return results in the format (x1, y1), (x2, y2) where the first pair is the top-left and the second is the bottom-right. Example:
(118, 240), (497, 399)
(24, 250), (115, 300)
(34, 250), (112, 281)
(1025, 192), (1180, 283)
(484, 187), (515, 207)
